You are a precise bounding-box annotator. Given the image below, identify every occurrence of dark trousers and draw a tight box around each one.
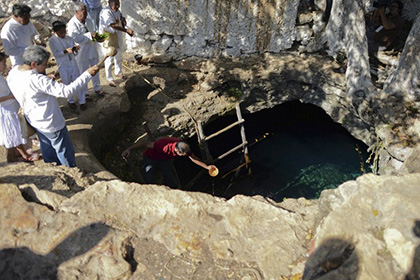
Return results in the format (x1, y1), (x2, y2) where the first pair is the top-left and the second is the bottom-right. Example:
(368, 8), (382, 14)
(143, 157), (175, 187)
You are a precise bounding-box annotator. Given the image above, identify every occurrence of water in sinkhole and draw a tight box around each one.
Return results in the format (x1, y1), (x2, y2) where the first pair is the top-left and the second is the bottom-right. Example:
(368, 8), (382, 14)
(175, 100), (370, 201)
(98, 94), (370, 202)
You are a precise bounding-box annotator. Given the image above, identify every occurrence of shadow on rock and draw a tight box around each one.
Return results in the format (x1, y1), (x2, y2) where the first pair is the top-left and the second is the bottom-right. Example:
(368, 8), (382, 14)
(0, 175), (84, 197)
(0, 222), (109, 279)
(303, 238), (359, 280)
(405, 220), (420, 280)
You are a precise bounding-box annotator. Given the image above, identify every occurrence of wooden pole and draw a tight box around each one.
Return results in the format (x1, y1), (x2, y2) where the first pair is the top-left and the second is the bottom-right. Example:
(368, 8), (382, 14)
(142, 122), (156, 141)
(235, 104), (250, 177)
(197, 121), (212, 161)
(236, 104), (248, 155)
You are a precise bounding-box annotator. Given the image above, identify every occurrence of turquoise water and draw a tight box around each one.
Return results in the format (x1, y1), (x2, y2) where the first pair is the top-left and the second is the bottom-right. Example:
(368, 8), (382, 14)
(176, 101), (369, 201)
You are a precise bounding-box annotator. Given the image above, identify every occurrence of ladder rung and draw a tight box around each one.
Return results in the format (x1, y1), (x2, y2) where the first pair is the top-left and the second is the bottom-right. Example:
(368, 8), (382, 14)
(204, 119), (245, 141)
(216, 141), (248, 160)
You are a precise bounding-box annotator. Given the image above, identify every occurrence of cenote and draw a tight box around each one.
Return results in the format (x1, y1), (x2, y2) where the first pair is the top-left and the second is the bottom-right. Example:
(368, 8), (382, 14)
(97, 95), (370, 202)
(173, 100), (370, 201)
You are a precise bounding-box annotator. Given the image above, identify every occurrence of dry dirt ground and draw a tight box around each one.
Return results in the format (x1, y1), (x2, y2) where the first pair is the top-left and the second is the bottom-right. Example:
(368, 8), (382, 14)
(0, 51), (144, 166)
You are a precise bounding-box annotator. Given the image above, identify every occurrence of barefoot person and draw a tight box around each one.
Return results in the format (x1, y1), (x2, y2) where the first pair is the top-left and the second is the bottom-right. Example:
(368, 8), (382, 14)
(49, 21), (87, 110)
(0, 52), (37, 162)
(99, 0), (134, 87)
(7, 45), (99, 167)
(121, 137), (217, 187)
(68, 1), (102, 98)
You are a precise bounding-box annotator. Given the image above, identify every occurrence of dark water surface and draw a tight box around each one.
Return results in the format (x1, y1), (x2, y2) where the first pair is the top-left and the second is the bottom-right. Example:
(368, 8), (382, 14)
(176, 101), (370, 201)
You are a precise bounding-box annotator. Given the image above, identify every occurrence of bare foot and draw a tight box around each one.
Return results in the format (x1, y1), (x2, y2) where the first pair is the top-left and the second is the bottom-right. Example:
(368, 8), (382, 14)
(117, 74), (127, 80)
(108, 81), (117, 87)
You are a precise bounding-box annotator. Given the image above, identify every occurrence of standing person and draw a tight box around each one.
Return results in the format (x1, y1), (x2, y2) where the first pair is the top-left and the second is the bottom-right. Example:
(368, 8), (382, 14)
(83, 0), (102, 33)
(121, 137), (217, 187)
(7, 45), (99, 167)
(99, 0), (134, 87)
(0, 52), (36, 162)
(0, 4), (39, 67)
(67, 1), (102, 98)
(369, 1), (404, 52)
(49, 21), (87, 110)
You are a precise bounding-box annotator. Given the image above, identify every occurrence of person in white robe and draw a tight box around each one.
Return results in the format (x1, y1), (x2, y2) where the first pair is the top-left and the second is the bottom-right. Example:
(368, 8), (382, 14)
(0, 4), (39, 67)
(99, 0), (134, 87)
(83, 0), (102, 33)
(67, 1), (101, 97)
(0, 52), (35, 162)
(7, 45), (99, 167)
(49, 21), (87, 110)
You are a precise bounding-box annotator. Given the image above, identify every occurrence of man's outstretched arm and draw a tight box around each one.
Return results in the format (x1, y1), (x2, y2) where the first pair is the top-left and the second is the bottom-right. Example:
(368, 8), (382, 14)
(188, 154), (216, 171)
(121, 141), (153, 159)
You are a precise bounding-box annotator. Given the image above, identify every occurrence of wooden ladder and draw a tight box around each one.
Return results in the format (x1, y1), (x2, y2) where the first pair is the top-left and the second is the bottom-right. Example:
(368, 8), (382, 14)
(186, 103), (250, 189)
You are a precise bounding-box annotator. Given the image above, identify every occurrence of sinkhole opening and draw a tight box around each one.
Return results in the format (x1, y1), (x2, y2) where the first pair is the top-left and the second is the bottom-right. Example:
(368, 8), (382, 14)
(95, 87), (370, 202)
(175, 100), (370, 201)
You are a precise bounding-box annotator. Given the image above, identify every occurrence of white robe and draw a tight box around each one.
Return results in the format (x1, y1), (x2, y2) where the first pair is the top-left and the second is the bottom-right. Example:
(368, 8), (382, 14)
(0, 17), (38, 67)
(7, 67), (92, 133)
(67, 15), (100, 91)
(0, 76), (26, 148)
(49, 34), (86, 104)
(99, 6), (124, 81)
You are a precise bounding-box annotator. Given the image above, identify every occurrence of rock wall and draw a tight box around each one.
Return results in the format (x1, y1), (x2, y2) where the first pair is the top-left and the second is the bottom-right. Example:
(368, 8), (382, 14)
(125, 0), (300, 57)
(2, 0), (420, 59)
(1, 0), (302, 57)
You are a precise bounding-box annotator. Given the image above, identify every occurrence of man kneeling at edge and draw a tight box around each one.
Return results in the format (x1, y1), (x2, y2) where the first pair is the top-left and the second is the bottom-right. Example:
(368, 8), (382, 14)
(121, 137), (217, 187)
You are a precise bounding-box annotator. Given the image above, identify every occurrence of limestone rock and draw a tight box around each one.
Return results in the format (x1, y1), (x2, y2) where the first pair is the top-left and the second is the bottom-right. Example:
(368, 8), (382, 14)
(309, 173), (420, 280)
(60, 181), (316, 278)
(0, 164), (320, 279)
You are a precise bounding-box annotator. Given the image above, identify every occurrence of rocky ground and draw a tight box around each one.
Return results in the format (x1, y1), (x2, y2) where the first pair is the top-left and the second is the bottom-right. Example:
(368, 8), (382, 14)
(1, 49), (420, 279)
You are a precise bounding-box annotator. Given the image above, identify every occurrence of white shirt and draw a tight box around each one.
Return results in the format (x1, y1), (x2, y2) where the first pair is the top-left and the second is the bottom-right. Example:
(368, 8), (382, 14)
(67, 15), (99, 64)
(7, 67), (92, 133)
(0, 76), (16, 107)
(48, 34), (79, 68)
(0, 17), (39, 67)
(99, 6), (123, 49)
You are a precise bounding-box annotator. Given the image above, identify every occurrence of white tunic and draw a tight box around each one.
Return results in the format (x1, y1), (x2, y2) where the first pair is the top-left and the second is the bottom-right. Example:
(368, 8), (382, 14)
(99, 6), (123, 50)
(0, 75), (26, 148)
(67, 16), (99, 65)
(48, 34), (79, 68)
(7, 67), (92, 133)
(83, 0), (102, 9)
(0, 17), (38, 67)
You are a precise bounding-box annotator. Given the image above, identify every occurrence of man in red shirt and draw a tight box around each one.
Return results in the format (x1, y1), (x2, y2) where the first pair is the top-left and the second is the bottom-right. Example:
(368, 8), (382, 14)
(121, 137), (216, 187)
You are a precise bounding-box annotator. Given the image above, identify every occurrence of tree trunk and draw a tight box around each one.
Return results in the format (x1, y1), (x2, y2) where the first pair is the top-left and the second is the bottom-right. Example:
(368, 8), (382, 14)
(302, 0), (346, 55)
(343, 0), (375, 98)
(384, 13), (420, 100)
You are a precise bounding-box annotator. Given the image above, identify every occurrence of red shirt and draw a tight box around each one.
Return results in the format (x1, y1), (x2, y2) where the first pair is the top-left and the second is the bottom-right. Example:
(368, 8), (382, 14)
(143, 137), (181, 160)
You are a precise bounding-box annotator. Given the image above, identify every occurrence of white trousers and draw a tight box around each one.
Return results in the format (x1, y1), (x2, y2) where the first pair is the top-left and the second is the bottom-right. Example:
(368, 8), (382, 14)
(76, 57), (101, 91)
(61, 66), (86, 104)
(103, 48), (123, 81)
